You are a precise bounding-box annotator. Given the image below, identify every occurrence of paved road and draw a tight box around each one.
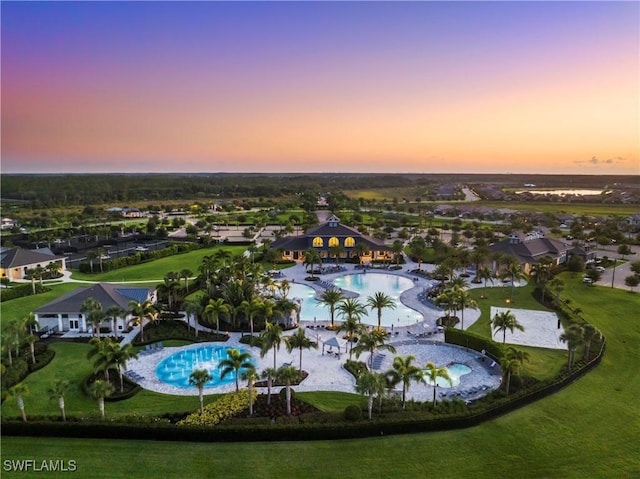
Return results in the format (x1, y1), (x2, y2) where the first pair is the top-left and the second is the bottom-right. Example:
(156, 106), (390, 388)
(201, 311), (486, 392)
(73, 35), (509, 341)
(595, 244), (639, 289)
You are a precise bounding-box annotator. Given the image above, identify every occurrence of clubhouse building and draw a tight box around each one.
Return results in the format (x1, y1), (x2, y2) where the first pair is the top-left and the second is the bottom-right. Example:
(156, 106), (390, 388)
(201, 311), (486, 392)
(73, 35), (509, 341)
(270, 215), (391, 264)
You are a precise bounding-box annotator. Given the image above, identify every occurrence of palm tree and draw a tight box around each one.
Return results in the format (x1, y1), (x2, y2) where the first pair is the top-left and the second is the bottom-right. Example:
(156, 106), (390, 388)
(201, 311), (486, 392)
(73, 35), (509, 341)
(284, 327), (318, 371)
(23, 312), (39, 335)
(183, 300), (203, 337)
(81, 297), (104, 338)
(582, 324), (602, 360)
(424, 361), (452, 406)
(219, 348), (254, 392)
(47, 379), (70, 421)
(87, 337), (113, 381)
(25, 334), (38, 364)
(128, 299), (156, 343)
(203, 298), (230, 335)
(501, 262), (527, 302)
(351, 329), (397, 370)
(8, 383), (29, 422)
(337, 298), (368, 355)
(560, 324), (583, 372)
(506, 346), (530, 366)
(259, 322), (283, 370)
(500, 358), (521, 395)
(109, 342), (138, 392)
(88, 379), (113, 420)
(355, 371), (385, 420)
(275, 365), (302, 415)
(492, 310), (525, 344)
(303, 249), (323, 279)
(319, 288), (345, 328)
(548, 278), (565, 306)
(329, 244), (345, 266)
(456, 287), (478, 330)
(386, 355), (424, 410)
(261, 367), (278, 405)
(239, 298), (262, 336)
(189, 369), (213, 414)
(476, 266), (494, 299)
(2, 335), (14, 367)
(391, 240), (405, 266)
(104, 305), (125, 338)
(179, 268), (193, 293)
(85, 251), (98, 273)
(366, 291), (397, 331)
(241, 365), (259, 416)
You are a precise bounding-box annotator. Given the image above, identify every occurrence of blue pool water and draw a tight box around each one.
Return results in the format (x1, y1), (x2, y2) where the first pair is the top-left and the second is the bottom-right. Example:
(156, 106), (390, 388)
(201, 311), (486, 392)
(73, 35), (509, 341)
(156, 346), (255, 388)
(288, 273), (423, 327)
(423, 363), (471, 388)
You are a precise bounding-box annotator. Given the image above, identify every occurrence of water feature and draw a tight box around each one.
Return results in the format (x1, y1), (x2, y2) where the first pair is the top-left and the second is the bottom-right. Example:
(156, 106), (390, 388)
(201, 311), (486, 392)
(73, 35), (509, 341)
(288, 273), (423, 327)
(423, 363), (471, 388)
(515, 188), (606, 196)
(155, 345), (255, 388)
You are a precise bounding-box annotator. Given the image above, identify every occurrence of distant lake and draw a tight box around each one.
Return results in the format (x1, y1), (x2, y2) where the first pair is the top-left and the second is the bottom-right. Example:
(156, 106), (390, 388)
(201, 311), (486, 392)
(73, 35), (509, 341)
(515, 189), (606, 196)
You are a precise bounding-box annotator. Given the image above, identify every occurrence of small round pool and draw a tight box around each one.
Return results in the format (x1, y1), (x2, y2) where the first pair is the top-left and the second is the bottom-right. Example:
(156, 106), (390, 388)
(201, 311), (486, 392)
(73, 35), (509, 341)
(156, 345), (255, 388)
(423, 363), (471, 388)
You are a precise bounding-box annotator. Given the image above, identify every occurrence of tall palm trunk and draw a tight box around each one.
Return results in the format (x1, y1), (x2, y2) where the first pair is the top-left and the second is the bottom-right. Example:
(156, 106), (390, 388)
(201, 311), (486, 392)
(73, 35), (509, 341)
(58, 397), (66, 422)
(17, 396), (27, 422)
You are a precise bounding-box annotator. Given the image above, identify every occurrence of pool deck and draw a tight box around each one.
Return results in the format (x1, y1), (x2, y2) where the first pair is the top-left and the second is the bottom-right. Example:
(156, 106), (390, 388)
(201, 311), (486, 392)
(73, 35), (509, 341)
(124, 260), (529, 401)
(125, 329), (502, 402)
(278, 261), (483, 332)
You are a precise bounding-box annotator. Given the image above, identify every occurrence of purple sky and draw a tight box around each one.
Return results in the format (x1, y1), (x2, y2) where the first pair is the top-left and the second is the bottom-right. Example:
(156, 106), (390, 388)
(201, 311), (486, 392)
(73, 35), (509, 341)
(2, 1), (638, 174)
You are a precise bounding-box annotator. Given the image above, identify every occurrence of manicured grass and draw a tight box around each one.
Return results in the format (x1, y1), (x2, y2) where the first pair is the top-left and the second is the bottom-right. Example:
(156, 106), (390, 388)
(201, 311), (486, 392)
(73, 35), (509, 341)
(0, 342), (223, 420)
(2, 274), (639, 478)
(70, 245), (248, 282)
(467, 281), (553, 338)
(296, 391), (365, 412)
(0, 283), (79, 332)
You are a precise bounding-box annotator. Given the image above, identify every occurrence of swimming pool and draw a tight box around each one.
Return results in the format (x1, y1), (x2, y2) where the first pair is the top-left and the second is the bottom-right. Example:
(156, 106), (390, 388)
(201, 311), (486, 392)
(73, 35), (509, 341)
(423, 363), (471, 388)
(288, 273), (423, 327)
(155, 345), (255, 388)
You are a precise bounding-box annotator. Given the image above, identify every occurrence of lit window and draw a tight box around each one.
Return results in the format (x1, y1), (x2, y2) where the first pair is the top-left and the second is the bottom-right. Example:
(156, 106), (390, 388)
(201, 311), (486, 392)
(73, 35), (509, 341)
(328, 237), (339, 247)
(345, 237), (355, 247)
(312, 237), (323, 247)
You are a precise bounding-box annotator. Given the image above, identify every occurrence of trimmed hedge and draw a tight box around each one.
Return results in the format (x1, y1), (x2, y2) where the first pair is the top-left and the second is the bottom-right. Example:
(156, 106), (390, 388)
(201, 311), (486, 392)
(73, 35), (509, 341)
(0, 283), (50, 302)
(444, 328), (505, 360)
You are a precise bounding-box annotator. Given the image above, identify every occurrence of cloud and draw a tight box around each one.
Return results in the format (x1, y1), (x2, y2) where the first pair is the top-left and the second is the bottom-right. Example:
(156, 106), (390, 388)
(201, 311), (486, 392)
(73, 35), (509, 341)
(574, 156), (628, 166)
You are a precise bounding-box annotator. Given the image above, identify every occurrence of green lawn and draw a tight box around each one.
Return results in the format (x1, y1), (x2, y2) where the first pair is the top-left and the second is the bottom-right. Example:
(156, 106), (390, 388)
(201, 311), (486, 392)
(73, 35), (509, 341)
(70, 244), (248, 282)
(2, 274), (639, 478)
(0, 283), (79, 332)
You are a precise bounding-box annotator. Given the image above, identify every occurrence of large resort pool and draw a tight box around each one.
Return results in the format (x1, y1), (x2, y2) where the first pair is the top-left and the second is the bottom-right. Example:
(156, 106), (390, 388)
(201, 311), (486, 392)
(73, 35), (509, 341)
(290, 273), (423, 327)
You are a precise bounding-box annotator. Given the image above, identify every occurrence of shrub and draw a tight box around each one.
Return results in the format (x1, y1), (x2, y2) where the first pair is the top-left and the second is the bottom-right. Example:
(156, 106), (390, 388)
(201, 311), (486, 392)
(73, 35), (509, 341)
(0, 283), (50, 302)
(279, 387), (295, 402)
(344, 405), (362, 421)
(344, 359), (367, 378)
(178, 390), (255, 427)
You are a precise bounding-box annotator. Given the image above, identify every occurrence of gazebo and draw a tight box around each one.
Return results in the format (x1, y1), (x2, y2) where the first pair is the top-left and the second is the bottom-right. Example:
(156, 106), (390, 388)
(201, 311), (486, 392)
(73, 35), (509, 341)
(322, 336), (347, 355)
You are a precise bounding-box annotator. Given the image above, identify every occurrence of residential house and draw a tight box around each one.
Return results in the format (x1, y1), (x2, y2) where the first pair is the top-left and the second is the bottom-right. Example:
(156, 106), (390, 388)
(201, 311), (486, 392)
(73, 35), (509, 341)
(0, 247), (67, 281)
(488, 230), (592, 274)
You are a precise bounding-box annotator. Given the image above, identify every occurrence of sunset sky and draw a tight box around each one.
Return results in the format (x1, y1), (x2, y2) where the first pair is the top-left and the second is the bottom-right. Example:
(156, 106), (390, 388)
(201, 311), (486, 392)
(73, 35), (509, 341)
(2, 1), (638, 175)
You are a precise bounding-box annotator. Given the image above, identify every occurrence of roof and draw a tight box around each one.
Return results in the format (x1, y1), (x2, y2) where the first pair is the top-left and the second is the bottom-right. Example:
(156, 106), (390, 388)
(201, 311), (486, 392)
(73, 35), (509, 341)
(0, 247), (64, 269)
(488, 235), (572, 264)
(34, 283), (153, 314)
(271, 216), (389, 251)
